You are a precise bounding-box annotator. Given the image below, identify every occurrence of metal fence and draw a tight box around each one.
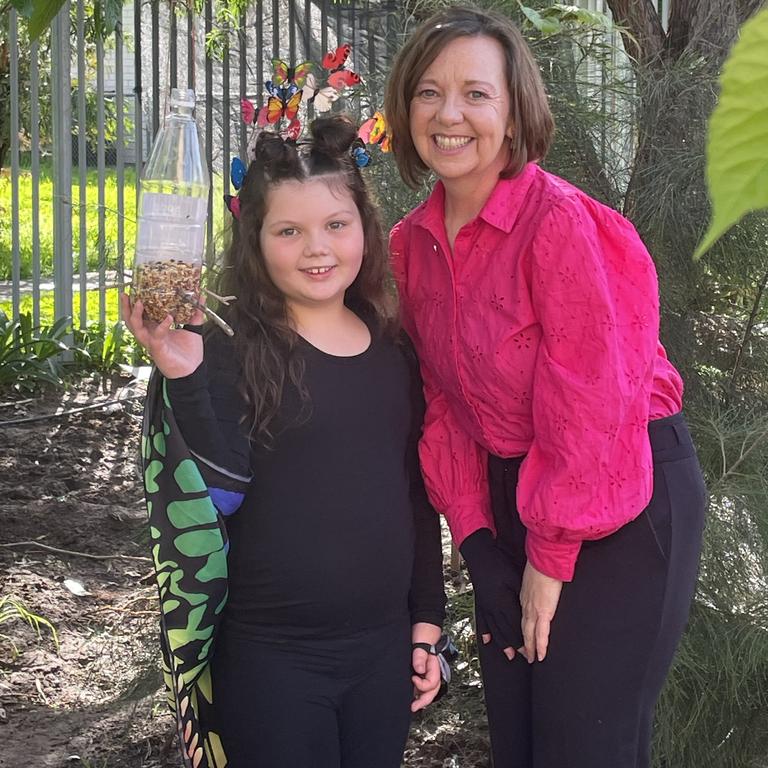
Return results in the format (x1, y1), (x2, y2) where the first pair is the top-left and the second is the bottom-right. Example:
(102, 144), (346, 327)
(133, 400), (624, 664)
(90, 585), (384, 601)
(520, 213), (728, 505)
(2, 0), (398, 329)
(2, 0), (669, 330)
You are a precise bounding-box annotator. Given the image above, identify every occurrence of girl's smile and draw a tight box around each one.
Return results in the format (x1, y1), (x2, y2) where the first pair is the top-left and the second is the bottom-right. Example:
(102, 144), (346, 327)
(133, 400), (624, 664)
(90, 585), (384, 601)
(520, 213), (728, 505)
(260, 177), (365, 314)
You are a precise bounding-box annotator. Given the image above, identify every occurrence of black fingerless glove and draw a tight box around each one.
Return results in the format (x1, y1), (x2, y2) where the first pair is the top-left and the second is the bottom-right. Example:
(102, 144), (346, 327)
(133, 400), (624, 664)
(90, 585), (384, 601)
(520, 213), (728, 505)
(460, 528), (522, 653)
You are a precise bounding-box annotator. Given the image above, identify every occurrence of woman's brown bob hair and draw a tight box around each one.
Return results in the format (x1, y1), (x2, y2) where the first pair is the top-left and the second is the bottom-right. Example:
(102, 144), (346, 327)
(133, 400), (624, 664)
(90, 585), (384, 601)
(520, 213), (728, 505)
(384, 5), (554, 189)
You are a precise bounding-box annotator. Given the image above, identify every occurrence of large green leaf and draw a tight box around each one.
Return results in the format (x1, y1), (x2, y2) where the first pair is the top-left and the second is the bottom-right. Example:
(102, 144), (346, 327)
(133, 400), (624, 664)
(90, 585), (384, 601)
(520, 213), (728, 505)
(518, 3), (562, 36)
(27, 0), (66, 39)
(694, 7), (768, 259)
(10, 0), (35, 18)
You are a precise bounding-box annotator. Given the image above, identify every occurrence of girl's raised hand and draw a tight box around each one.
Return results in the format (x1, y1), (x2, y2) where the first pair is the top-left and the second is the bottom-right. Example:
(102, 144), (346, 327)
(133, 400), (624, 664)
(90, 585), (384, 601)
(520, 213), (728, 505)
(120, 293), (204, 379)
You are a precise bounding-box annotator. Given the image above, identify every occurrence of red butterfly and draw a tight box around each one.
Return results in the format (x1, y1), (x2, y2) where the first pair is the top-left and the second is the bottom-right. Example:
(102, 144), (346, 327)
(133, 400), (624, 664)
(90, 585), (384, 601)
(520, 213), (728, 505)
(241, 97), (257, 125)
(322, 43), (361, 91)
(322, 43), (351, 70)
(280, 118), (302, 141)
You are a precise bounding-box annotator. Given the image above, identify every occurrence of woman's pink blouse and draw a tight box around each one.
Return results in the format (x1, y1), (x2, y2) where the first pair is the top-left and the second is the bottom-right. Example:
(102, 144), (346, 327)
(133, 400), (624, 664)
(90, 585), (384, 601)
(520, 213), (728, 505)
(389, 163), (683, 581)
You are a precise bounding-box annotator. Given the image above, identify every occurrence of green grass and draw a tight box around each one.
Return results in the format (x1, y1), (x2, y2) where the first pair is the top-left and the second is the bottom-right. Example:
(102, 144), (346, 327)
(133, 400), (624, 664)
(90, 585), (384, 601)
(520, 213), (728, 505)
(0, 287), (122, 326)
(0, 161), (230, 285)
(0, 163), (138, 281)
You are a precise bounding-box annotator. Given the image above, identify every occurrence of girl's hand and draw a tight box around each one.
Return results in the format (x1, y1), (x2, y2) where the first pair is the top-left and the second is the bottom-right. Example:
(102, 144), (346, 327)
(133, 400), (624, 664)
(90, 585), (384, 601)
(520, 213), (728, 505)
(411, 622), (442, 712)
(519, 561), (563, 663)
(120, 293), (204, 379)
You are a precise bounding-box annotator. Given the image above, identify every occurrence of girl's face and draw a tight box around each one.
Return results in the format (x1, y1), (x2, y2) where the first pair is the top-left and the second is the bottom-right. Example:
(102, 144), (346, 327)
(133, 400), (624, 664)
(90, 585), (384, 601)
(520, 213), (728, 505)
(260, 177), (365, 316)
(409, 35), (513, 190)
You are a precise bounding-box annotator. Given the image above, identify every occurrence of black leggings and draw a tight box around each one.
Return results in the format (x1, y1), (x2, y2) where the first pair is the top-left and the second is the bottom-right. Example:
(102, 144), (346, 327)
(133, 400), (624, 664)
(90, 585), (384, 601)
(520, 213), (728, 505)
(480, 412), (706, 768)
(209, 620), (412, 768)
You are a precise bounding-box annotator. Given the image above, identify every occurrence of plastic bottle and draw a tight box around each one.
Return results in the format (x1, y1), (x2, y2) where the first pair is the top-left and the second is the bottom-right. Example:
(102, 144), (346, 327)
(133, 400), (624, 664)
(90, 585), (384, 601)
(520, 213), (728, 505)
(132, 88), (209, 324)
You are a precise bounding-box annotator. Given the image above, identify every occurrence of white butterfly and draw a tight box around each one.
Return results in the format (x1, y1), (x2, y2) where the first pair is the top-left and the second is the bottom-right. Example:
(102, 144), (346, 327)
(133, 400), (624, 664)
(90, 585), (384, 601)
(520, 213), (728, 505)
(302, 73), (341, 114)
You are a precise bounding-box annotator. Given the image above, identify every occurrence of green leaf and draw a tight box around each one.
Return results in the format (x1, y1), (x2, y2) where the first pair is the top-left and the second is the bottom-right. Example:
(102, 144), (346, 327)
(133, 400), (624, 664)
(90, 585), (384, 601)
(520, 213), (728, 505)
(27, 0), (65, 40)
(10, 0), (35, 18)
(695, 7), (768, 259)
(519, 3), (562, 36)
(102, 0), (123, 33)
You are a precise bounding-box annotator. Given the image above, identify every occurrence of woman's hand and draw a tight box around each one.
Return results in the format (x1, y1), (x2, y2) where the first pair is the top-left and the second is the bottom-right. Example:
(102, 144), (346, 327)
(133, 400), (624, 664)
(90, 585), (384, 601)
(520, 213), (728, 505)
(519, 561), (563, 663)
(411, 622), (442, 712)
(460, 529), (521, 661)
(120, 293), (204, 380)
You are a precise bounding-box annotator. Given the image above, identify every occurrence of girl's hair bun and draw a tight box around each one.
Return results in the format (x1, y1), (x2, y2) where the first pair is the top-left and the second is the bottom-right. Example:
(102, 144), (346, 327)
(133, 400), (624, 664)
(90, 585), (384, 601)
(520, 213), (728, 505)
(252, 130), (293, 170)
(310, 115), (358, 158)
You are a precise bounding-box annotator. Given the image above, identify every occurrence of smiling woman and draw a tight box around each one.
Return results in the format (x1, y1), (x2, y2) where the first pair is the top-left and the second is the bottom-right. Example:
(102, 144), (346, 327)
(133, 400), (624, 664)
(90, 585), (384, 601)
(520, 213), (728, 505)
(408, 36), (513, 221)
(384, 6), (707, 768)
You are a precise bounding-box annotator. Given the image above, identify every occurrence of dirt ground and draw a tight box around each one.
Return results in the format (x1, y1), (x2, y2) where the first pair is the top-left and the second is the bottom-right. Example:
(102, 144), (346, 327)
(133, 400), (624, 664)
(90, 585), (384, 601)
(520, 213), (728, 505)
(0, 373), (490, 768)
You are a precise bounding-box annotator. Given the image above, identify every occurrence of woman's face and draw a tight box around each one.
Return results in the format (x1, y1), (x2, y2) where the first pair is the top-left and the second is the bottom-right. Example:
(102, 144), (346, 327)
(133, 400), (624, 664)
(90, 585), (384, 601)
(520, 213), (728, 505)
(409, 35), (513, 190)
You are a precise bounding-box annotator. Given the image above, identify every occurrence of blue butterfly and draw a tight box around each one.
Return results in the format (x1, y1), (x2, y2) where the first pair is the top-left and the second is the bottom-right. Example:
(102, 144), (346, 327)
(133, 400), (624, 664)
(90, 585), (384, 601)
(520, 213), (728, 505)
(265, 80), (299, 101)
(350, 139), (371, 168)
(231, 157), (247, 190)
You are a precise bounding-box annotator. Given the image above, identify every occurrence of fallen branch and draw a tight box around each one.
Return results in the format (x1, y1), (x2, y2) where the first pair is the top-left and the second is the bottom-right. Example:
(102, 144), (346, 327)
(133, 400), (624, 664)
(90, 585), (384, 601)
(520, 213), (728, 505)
(0, 541), (151, 562)
(0, 394), (145, 427)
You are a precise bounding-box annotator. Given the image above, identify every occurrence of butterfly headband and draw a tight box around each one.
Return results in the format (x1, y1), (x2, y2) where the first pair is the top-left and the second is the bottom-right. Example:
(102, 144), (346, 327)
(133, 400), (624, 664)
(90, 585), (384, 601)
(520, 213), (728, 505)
(225, 45), (391, 219)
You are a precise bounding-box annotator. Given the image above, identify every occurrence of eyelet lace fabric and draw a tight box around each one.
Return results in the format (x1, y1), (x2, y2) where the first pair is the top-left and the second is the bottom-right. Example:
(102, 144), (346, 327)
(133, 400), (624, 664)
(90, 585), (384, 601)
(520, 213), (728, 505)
(390, 163), (684, 581)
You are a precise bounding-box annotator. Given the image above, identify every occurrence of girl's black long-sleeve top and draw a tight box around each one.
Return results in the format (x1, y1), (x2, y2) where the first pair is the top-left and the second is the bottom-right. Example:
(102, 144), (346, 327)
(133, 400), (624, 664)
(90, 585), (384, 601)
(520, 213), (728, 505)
(164, 324), (446, 641)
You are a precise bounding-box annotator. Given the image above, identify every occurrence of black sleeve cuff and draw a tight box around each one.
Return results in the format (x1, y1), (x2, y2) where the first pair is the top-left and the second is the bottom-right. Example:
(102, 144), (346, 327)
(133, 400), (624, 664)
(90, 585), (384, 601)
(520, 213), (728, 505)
(410, 609), (445, 629)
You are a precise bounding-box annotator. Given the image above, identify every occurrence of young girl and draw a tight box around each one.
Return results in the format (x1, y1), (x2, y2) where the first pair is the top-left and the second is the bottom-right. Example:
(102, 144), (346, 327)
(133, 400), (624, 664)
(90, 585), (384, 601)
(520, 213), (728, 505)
(122, 115), (446, 768)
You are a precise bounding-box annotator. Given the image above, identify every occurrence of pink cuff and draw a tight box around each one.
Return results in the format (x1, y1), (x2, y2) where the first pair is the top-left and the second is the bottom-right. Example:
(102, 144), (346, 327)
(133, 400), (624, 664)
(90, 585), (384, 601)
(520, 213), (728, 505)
(444, 492), (495, 548)
(525, 532), (582, 582)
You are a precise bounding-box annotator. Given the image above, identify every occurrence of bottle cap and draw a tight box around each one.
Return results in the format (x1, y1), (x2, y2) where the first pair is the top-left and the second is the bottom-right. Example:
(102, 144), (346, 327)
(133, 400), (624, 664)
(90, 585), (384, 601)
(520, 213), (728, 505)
(169, 88), (196, 110)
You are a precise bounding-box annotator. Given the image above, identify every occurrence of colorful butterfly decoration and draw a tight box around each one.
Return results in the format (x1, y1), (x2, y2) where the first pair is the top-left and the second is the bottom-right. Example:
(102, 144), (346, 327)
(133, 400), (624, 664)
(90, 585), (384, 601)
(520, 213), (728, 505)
(227, 49), (366, 219)
(241, 97), (257, 126)
(271, 58), (314, 90)
(322, 43), (362, 91)
(301, 73), (341, 114)
(358, 111), (391, 153)
(225, 156), (247, 219)
(257, 88), (303, 127)
(350, 138), (371, 168)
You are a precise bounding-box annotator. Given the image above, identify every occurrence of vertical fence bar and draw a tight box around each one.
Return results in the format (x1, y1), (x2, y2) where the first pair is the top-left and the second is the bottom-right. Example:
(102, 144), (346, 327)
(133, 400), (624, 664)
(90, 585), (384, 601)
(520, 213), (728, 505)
(30, 39), (41, 326)
(366, 0), (375, 96)
(170, 0), (178, 89)
(303, 0), (311, 60)
(116, 19), (126, 294)
(289, 0), (296, 63)
(96, 32), (106, 327)
(188, 4), (195, 89)
(205, 0), (214, 265)
(9, 10), (21, 321)
(256, 0), (264, 99)
(223, 27), (231, 198)
(321, 0), (328, 58)
(51, 2), (73, 329)
(239, 7), (247, 158)
(152, 0), (161, 137)
(76, 0), (88, 328)
(272, 0), (279, 59)
(134, 0), (144, 208)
